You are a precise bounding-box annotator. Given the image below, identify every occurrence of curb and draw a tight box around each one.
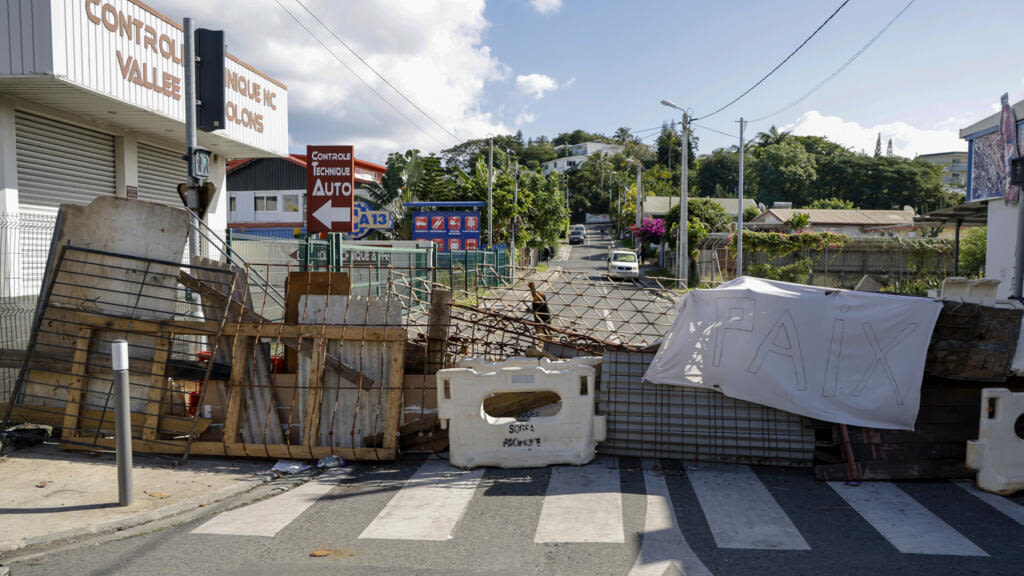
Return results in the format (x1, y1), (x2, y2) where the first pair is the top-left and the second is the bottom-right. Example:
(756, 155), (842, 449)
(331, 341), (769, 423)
(0, 473), (273, 554)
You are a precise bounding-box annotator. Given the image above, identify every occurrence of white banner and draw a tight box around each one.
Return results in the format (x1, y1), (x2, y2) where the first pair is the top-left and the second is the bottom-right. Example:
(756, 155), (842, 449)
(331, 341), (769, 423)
(644, 277), (942, 430)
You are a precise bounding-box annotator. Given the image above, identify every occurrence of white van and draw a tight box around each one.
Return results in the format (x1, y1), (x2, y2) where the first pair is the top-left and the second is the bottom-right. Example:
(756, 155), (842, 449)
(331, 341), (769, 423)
(607, 249), (639, 279)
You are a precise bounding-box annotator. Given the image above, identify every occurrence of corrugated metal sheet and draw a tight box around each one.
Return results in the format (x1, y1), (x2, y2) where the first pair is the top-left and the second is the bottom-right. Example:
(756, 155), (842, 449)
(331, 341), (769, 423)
(138, 142), (186, 206)
(227, 157), (306, 192)
(0, 0), (53, 76)
(15, 110), (115, 208)
(597, 350), (815, 466)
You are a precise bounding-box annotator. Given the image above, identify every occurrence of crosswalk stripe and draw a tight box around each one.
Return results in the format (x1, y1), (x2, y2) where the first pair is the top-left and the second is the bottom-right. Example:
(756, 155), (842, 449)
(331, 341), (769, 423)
(534, 459), (624, 543)
(830, 481), (987, 556)
(629, 460), (712, 576)
(956, 481), (1024, 527)
(191, 468), (349, 537)
(687, 465), (810, 550)
(359, 458), (484, 541)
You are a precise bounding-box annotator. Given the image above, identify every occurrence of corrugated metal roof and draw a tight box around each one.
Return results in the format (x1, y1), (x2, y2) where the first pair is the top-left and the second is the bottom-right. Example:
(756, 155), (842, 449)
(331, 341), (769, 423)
(643, 196), (757, 217)
(754, 208), (915, 226)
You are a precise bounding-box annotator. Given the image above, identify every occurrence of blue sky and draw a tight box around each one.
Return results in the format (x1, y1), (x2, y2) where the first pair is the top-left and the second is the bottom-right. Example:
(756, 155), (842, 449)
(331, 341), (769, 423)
(153, 0), (1020, 162)
(482, 0), (1016, 156)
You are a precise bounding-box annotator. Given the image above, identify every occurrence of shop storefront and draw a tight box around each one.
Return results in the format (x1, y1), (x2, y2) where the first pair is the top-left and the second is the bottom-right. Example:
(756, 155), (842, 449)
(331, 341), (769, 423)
(0, 0), (289, 223)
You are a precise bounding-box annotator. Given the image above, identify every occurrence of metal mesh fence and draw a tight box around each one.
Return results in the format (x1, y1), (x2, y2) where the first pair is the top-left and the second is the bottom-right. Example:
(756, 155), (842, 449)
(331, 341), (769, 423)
(0, 211), (58, 402)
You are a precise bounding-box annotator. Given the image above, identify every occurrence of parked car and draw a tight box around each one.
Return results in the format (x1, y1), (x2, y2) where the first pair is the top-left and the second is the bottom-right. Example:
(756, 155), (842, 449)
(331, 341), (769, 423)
(569, 228), (585, 245)
(607, 249), (639, 279)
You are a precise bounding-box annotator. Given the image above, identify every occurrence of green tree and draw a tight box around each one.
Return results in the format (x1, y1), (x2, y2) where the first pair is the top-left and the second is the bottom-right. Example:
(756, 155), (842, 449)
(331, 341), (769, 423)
(755, 125), (791, 148)
(752, 140), (817, 207)
(410, 154), (448, 201)
(787, 212), (810, 231)
(959, 226), (986, 277)
(808, 197), (856, 209)
(664, 197), (731, 234)
(743, 205), (761, 222)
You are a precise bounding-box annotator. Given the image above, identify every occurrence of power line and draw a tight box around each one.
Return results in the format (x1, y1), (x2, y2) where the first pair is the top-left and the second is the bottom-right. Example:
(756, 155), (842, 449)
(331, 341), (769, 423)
(696, 0), (851, 121)
(692, 123), (737, 139)
(272, 0), (449, 147)
(292, 0), (461, 143)
(748, 0), (916, 124)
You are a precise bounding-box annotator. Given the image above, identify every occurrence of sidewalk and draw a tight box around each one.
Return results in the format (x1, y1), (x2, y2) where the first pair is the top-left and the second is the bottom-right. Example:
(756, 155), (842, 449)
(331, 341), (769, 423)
(0, 443), (274, 553)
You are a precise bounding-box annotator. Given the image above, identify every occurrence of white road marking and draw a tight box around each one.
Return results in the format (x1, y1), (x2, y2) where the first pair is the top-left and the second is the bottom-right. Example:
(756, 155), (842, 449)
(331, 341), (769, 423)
(957, 481), (1024, 527)
(629, 460), (712, 576)
(687, 465), (810, 550)
(192, 468), (349, 537)
(830, 481), (987, 556)
(360, 459), (484, 541)
(534, 459), (624, 543)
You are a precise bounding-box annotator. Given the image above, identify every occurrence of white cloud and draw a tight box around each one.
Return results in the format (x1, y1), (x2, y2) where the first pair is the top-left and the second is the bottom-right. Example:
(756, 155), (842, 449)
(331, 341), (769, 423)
(515, 107), (535, 125)
(531, 0), (562, 14)
(781, 111), (966, 157)
(516, 73), (560, 99)
(146, 0), (508, 161)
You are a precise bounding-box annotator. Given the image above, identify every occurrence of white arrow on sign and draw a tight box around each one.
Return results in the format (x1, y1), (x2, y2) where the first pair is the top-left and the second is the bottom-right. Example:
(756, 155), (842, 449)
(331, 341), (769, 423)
(312, 201), (352, 229)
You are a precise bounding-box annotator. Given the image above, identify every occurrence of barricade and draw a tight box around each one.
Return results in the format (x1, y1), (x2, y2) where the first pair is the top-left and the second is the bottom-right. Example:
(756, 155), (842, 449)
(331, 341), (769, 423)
(437, 357), (605, 468)
(966, 388), (1024, 495)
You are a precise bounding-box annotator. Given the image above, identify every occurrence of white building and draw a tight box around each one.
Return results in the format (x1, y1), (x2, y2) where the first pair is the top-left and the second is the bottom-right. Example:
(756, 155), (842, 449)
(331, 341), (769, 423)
(959, 95), (1024, 299)
(0, 0), (288, 226)
(542, 142), (623, 175)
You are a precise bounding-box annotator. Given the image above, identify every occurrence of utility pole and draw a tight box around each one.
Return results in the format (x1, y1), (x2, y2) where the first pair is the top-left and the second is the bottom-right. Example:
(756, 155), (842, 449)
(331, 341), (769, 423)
(634, 162), (642, 230)
(487, 137), (493, 249)
(678, 113), (689, 287)
(737, 117), (746, 276)
(183, 18), (200, 266)
(511, 158), (518, 273)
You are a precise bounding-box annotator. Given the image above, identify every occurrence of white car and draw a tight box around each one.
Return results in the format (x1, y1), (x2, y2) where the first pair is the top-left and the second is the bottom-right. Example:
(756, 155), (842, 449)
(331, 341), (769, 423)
(607, 249), (639, 279)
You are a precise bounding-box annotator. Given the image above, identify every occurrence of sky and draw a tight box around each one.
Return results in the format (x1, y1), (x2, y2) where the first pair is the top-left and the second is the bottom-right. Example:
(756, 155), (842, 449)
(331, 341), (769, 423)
(148, 0), (1023, 164)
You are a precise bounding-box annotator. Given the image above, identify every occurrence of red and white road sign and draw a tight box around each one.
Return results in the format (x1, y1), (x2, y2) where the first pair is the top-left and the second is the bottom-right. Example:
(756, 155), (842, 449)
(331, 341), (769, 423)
(465, 215), (479, 231)
(414, 216), (428, 230)
(306, 145), (354, 234)
(449, 238), (461, 251)
(431, 216), (445, 230)
(465, 238), (478, 250)
(448, 215), (461, 231)
(431, 238), (445, 251)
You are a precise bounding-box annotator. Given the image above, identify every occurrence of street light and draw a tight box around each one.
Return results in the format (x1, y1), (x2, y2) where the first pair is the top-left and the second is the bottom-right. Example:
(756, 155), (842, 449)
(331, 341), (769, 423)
(660, 99), (689, 287)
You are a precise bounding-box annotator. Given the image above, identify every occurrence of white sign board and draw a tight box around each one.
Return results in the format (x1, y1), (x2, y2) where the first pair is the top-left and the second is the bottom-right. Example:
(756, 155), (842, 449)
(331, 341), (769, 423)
(644, 277), (942, 430)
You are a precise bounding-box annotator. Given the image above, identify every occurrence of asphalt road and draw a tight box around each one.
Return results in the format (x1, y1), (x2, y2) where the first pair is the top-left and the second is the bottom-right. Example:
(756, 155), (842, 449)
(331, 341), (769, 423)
(9, 456), (1024, 576)
(515, 225), (676, 347)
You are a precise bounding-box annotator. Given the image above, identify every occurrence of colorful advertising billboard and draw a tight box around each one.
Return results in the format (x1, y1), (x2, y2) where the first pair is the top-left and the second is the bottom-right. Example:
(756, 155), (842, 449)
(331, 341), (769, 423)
(411, 211), (482, 252)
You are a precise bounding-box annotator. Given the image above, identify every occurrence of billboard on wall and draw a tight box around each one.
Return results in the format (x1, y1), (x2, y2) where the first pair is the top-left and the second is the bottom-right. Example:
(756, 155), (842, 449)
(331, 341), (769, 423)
(411, 211), (481, 252)
(306, 145), (354, 234)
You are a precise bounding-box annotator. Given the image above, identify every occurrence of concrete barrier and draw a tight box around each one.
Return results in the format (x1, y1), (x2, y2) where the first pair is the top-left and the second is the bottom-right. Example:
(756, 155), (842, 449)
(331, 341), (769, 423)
(966, 388), (1024, 495)
(438, 357), (605, 468)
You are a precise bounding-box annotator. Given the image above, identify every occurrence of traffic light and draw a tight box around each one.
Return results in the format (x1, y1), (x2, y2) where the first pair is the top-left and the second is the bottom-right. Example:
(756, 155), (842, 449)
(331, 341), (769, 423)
(194, 28), (225, 132)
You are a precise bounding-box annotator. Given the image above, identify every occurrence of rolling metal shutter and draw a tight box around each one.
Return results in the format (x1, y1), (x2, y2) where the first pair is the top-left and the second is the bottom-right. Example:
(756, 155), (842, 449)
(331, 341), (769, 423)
(138, 142), (187, 207)
(15, 111), (116, 209)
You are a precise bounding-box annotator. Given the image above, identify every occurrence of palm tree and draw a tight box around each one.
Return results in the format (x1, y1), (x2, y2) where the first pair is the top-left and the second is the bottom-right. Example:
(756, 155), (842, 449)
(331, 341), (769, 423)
(614, 126), (632, 145)
(755, 125), (791, 147)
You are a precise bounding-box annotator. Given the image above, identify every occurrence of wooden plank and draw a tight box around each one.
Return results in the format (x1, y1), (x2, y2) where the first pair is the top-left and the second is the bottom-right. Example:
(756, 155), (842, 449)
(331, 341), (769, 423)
(141, 336), (172, 440)
(4, 403), (211, 437)
(425, 289), (452, 374)
(304, 338), (325, 447)
(223, 335), (252, 444)
(286, 271), (352, 372)
(62, 438), (394, 461)
(382, 342), (406, 455)
(49, 310), (407, 341)
(60, 327), (93, 437)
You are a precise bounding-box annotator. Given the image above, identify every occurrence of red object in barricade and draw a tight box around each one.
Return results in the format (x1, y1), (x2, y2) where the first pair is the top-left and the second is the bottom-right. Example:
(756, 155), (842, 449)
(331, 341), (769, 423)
(187, 350), (212, 416)
(270, 355), (285, 374)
